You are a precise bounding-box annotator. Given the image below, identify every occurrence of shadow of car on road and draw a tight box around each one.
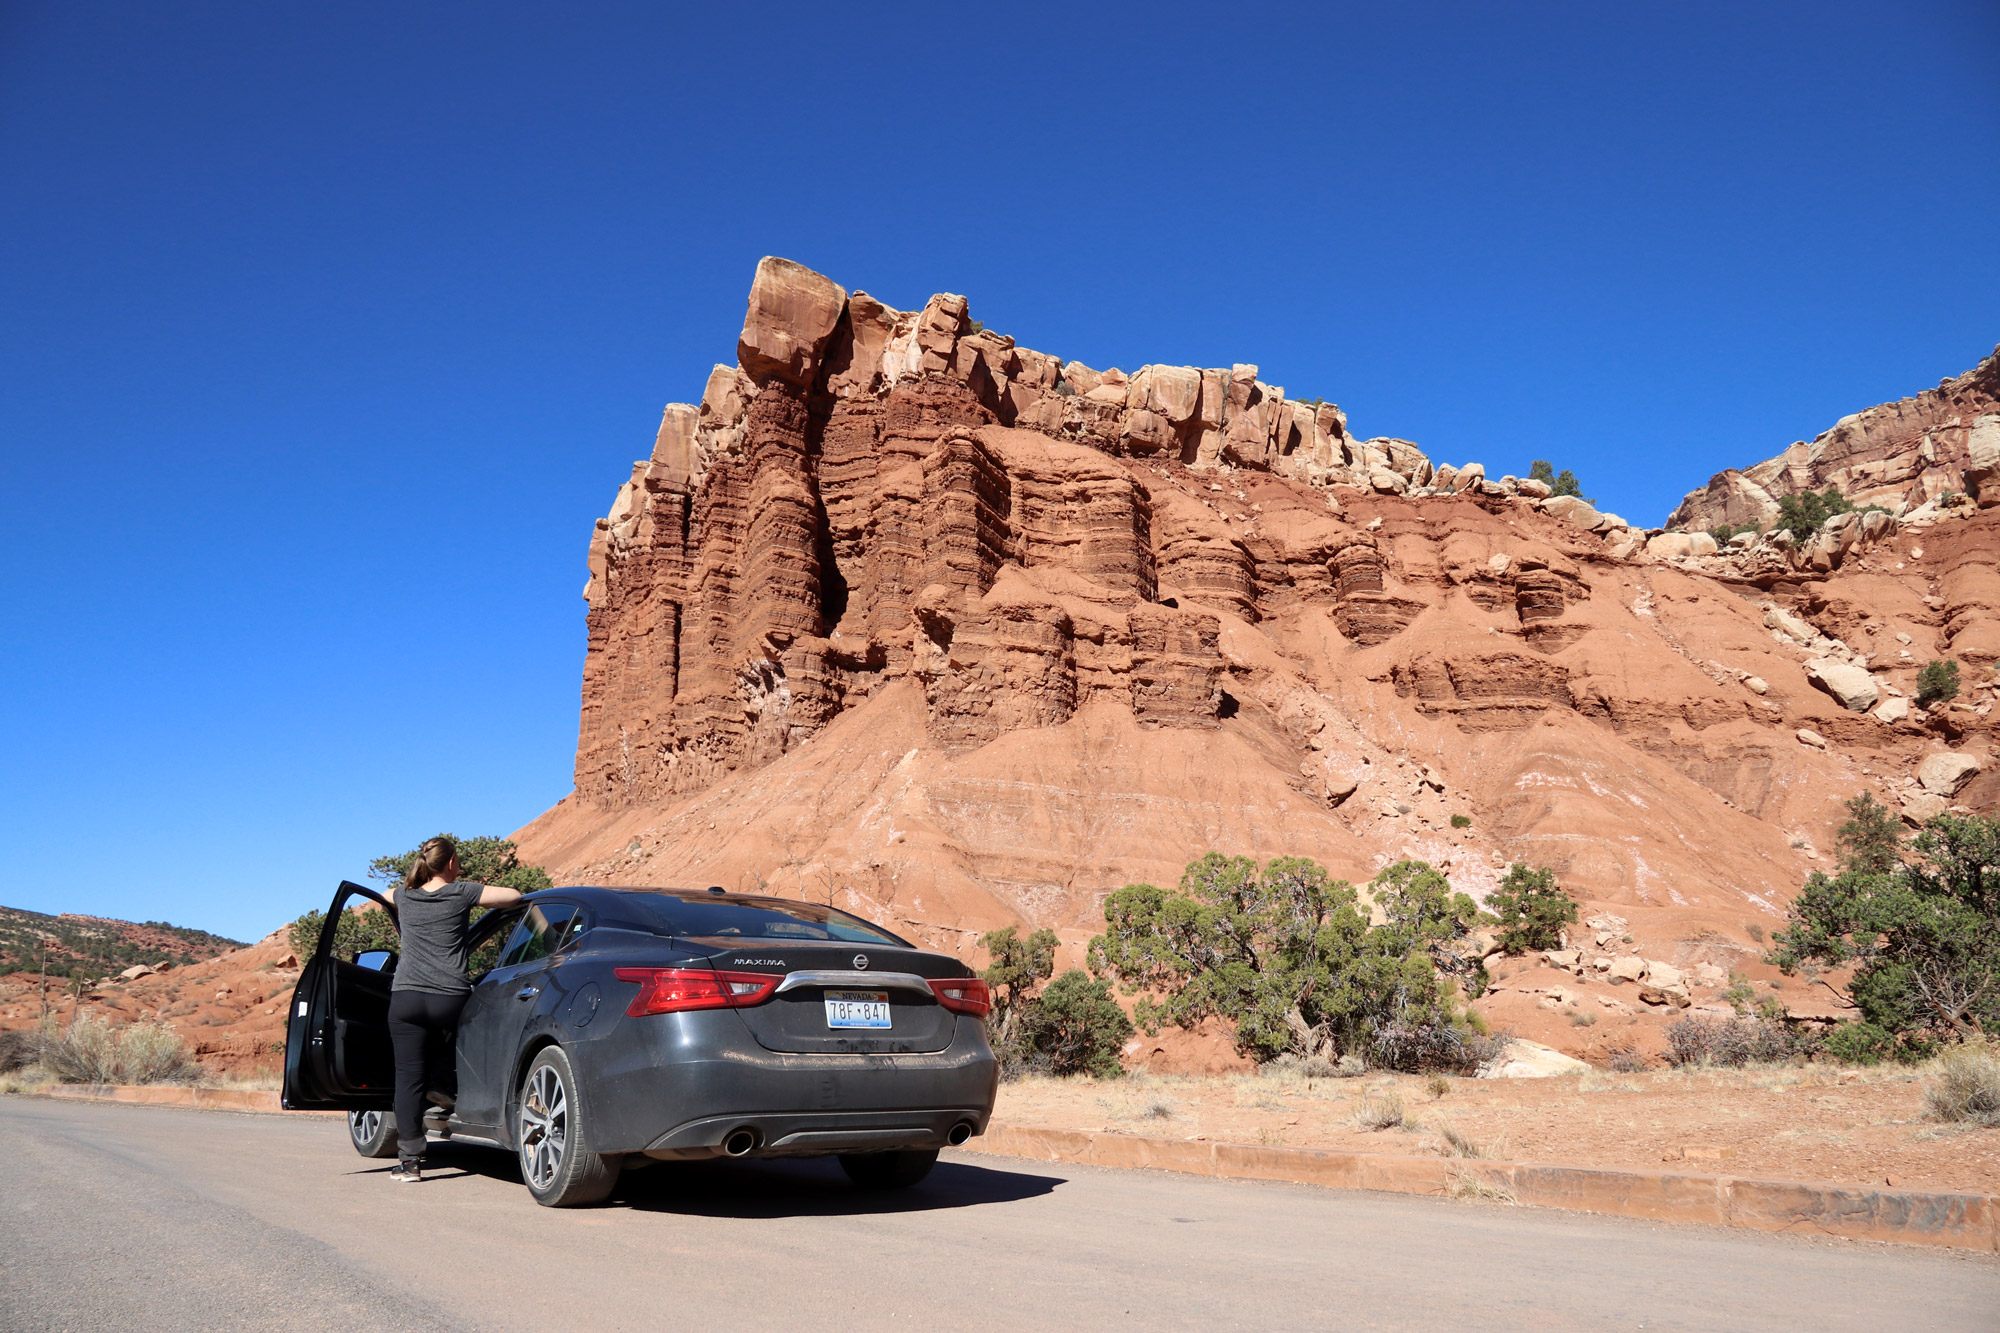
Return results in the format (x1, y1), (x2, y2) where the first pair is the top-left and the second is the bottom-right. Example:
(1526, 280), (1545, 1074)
(387, 1141), (1064, 1216)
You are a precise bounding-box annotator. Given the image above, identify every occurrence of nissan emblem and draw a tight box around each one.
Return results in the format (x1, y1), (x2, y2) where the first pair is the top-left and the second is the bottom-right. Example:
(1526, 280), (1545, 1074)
(852, 954), (869, 970)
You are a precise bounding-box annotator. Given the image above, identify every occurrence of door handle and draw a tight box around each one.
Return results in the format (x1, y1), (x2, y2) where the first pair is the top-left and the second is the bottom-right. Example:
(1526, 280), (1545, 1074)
(517, 986), (540, 1000)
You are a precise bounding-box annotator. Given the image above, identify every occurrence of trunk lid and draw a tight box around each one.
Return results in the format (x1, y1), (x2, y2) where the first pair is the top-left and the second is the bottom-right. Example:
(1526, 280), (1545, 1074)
(683, 940), (966, 1055)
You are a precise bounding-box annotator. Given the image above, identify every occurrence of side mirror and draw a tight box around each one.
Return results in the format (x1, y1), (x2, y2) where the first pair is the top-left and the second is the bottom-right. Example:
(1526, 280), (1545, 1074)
(354, 950), (398, 973)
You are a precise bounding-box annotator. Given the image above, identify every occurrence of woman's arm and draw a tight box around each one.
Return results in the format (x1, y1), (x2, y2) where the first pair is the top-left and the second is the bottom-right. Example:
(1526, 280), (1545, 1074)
(477, 885), (524, 908)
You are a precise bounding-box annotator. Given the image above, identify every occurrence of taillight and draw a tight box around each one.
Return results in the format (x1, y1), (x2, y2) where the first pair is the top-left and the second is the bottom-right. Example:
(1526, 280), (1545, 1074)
(614, 968), (781, 1016)
(928, 976), (991, 1016)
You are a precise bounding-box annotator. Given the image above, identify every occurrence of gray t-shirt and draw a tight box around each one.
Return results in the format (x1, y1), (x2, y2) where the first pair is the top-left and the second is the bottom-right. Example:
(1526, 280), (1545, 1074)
(391, 880), (486, 995)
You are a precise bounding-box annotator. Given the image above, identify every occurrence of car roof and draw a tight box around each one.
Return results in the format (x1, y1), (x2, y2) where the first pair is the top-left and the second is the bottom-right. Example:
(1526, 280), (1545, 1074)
(530, 884), (880, 932)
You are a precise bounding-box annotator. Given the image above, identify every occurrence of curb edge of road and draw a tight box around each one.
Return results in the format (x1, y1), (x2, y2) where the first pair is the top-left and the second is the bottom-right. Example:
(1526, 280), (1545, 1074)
(30, 1083), (341, 1115)
(24, 1085), (1996, 1252)
(961, 1124), (2000, 1254)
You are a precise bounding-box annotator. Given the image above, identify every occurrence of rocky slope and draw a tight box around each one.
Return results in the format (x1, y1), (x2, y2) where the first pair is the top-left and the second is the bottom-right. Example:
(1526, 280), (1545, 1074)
(510, 258), (1998, 1061)
(1669, 349), (2000, 532)
(0, 926), (297, 1076)
(0, 906), (243, 983)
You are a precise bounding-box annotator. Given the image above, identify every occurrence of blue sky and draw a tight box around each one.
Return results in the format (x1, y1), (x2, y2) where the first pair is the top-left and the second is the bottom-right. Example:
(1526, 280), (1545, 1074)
(3, 2), (1996, 941)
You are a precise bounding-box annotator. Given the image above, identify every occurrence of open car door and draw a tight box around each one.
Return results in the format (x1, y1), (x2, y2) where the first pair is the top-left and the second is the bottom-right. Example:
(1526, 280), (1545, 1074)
(282, 881), (399, 1111)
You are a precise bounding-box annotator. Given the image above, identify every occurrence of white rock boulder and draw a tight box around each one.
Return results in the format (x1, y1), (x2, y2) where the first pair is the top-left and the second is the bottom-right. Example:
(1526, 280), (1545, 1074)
(1475, 1038), (1591, 1080)
(1805, 658), (1879, 712)
(1917, 751), (1983, 797)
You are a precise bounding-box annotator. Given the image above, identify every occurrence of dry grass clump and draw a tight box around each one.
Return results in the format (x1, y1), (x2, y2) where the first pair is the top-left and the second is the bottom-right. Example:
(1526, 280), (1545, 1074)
(1433, 1122), (1501, 1159)
(34, 1015), (202, 1085)
(1446, 1165), (1516, 1203)
(1925, 1041), (2000, 1126)
(1351, 1089), (1406, 1131)
(1264, 1052), (1363, 1081)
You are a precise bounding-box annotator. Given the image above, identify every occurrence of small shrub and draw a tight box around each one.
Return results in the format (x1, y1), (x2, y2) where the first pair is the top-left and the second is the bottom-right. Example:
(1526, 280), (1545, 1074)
(1369, 1020), (1500, 1074)
(1569, 1010), (1598, 1027)
(37, 1015), (120, 1083)
(0, 1029), (35, 1073)
(1449, 814), (1472, 829)
(1425, 1073), (1451, 1098)
(1605, 1045), (1648, 1073)
(1916, 659), (1961, 707)
(1822, 1020), (1895, 1065)
(1527, 460), (1588, 501)
(1140, 1096), (1176, 1120)
(1775, 486), (1853, 540)
(1013, 969), (1133, 1079)
(1352, 1090), (1405, 1131)
(34, 1014), (201, 1085)
(1664, 1014), (1802, 1068)
(1925, 1042), (2000, 1125)
(1744, 922), (1765, 943)
(115, 1022), (203, 1084)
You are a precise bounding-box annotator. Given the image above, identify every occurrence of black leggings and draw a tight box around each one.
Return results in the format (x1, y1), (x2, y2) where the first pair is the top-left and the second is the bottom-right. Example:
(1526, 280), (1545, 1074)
(387, 988), (467, 1159)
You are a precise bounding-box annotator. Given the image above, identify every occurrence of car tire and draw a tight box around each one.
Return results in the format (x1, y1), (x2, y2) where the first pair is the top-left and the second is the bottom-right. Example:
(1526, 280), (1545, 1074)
(348, 1109), (399, 1158)
(516, 1046), (619, 1208)
(839, 1149), (939, 1189)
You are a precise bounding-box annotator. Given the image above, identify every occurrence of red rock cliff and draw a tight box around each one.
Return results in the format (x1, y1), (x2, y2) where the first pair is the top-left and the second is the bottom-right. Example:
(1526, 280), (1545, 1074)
(517, 257), (1998, 1057)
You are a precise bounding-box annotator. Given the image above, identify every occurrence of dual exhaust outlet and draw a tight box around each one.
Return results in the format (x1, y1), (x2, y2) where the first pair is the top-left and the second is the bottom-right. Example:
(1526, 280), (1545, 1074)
(719, 1120), (975, 1156)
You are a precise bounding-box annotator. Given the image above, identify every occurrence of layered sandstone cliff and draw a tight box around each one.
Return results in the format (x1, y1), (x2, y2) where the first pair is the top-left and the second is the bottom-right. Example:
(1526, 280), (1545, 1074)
(517, 258), (1998, 1062)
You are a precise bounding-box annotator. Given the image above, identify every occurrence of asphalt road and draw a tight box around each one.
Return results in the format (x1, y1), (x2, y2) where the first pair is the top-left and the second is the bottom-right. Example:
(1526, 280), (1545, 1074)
(3, 1097), (1996, 1332)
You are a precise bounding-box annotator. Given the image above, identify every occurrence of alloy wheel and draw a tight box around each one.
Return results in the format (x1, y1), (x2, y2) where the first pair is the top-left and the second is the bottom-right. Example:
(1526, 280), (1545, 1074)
(351, 1110), (382, 1145)
(520, 1064), (569, 1190)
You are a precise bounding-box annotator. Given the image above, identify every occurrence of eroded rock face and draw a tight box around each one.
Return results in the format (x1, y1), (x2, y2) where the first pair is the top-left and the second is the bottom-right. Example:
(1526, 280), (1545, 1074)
(524, 257), (2000, 1068)
(1670, 347), (2000, 530)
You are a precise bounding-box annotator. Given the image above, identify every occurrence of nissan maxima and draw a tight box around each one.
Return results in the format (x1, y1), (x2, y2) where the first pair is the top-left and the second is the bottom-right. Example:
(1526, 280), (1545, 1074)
(284, 882), (998, 1206)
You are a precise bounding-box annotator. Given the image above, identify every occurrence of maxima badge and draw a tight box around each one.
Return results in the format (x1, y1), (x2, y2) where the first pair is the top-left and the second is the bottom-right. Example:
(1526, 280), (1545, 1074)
(853, 954), (869, 970)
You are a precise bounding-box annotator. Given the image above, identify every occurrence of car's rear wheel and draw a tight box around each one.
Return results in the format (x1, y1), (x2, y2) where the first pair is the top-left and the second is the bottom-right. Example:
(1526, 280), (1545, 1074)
(348, 1109), (398, 1158)
(839, 1148), (939, 1189)
(516, 1046), (618, 1207)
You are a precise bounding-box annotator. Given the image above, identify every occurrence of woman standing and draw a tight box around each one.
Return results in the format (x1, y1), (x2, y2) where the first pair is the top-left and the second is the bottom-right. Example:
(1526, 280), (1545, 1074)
(381, 836), (522, 1182)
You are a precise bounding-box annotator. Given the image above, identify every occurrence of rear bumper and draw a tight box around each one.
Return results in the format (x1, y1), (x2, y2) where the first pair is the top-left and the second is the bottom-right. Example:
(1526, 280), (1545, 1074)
(578, 1008), (999, 1156)
(643, 1107), (984, 1159)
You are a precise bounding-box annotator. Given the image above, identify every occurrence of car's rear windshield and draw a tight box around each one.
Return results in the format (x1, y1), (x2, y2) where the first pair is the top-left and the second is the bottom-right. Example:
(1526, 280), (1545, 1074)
(625, 894), (911, 946)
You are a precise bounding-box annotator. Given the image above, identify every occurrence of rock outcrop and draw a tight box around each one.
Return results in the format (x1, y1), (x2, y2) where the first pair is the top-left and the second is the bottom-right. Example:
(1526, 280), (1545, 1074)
(1669, 349), (2000, 532)
(518, 258), (1999, 1065)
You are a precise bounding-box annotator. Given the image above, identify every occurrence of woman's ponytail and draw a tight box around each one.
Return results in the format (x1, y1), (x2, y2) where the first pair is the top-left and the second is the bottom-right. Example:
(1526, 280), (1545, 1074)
(404, 836), (458, 892)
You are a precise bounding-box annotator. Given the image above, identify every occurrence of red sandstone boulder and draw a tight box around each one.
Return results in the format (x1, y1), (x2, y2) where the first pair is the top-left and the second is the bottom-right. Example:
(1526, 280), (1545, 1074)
(737, 256), (848, 388)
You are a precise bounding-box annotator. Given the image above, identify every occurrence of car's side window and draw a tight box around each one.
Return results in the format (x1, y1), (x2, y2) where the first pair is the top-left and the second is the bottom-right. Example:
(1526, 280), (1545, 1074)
(499, 904), (578, 969)
(468, 908), (523, 983)
(553, 908), (592, 954)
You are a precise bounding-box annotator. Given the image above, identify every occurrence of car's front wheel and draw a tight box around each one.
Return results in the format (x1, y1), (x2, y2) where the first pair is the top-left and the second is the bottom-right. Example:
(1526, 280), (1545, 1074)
(348, 1109), (398, 1158)
(516, 1046), (618, 1207)
(839, 1149), (939, 1189)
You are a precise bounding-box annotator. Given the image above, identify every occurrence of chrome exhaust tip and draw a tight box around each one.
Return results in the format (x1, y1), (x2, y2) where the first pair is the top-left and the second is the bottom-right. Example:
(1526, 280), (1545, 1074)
(723, 1128), (759, 1157)
(946, 1121), (974, 1147)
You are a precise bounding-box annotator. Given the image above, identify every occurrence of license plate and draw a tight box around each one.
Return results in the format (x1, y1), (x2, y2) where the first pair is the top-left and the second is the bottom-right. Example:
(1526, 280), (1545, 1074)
(824, 990), (891, 1029)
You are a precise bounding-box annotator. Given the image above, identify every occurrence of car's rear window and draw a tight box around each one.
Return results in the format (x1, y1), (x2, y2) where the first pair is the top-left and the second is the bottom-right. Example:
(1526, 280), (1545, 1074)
(626, 894), (911, 946)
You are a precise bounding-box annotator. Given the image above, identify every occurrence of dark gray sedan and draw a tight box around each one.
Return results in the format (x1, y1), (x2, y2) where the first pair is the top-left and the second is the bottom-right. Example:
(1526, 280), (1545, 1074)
(283, 882), (998, 1206)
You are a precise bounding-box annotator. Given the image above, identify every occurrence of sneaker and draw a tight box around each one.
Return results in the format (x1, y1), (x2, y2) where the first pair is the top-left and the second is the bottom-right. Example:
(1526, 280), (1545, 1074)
(425, 1090), (456, 1111)
(389, 1159), (422, 1183)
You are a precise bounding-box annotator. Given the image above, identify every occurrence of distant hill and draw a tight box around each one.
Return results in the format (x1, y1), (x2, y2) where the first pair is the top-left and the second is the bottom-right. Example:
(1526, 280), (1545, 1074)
(0, 905), (245, 984)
